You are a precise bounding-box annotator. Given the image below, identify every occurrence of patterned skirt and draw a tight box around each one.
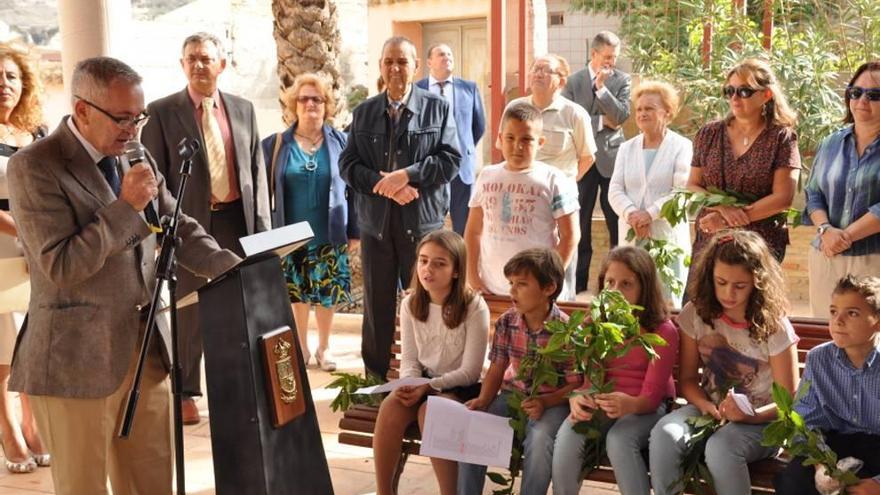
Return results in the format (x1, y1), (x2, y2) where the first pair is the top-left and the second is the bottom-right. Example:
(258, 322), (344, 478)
(282, 243), (352, 308)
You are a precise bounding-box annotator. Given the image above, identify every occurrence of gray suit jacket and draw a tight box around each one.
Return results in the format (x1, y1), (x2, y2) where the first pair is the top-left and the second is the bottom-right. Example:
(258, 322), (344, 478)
(141, 88), (270, 237)
(562, 68), (632, 178)
(7, 118), (240, 398)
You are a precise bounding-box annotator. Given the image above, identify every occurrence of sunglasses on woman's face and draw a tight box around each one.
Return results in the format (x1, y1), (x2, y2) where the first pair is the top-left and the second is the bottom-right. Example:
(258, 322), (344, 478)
(845, 86), (880, 102)
(722, 85), (761, 99)
(297, 95), (325, 104)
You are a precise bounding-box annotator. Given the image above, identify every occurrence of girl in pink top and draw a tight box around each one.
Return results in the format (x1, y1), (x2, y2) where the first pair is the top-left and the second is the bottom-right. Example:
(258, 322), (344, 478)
(552, 246), (679, 494)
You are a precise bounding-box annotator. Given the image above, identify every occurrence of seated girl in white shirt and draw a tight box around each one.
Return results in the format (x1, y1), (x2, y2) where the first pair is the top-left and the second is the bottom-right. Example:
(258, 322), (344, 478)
(372, 229), (490, 495)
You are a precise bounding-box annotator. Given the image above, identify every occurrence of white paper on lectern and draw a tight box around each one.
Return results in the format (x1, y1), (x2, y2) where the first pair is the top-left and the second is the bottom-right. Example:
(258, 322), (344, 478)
(354, 377), (432, 395)
(419, 396), (514, 467)
(239, 221), (314, 258)
(165, 221), (315, 313)
(0, 257), (30, 313)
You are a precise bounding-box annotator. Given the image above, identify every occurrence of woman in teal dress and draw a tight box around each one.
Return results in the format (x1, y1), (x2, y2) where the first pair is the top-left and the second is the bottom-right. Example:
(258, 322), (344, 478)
(262, 73), (357, 371)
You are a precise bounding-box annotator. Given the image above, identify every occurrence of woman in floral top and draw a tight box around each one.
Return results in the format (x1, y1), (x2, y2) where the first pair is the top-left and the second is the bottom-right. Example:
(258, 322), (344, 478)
(687, 58), (801, 264)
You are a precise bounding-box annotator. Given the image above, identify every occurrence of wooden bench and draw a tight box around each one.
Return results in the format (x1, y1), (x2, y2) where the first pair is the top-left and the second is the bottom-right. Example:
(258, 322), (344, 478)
(338, 294), (831, 493)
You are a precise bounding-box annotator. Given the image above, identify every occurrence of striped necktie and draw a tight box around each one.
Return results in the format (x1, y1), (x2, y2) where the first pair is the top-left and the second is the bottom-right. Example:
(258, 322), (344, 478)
(201, 97), (230, 201)
(388, 102), (402, 125)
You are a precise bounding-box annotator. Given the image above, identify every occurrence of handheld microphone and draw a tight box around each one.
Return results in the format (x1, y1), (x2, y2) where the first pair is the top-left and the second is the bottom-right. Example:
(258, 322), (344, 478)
(123, 141), (163, 235)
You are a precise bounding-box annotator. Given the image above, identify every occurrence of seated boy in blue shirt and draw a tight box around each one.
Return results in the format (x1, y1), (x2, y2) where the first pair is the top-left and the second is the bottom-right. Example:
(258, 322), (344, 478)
(774, 275), (880, 495)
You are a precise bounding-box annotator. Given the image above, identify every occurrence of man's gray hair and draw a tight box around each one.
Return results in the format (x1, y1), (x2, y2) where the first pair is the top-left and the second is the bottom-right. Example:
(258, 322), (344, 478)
(591, 31), (621, 51)
(182, 32), (225, 56)
(70, 56), (142, 107)
(381, 35), (417, 61)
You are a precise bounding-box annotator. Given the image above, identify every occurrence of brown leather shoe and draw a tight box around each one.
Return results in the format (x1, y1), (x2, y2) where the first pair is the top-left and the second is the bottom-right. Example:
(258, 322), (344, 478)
(181, 398), (201, 425)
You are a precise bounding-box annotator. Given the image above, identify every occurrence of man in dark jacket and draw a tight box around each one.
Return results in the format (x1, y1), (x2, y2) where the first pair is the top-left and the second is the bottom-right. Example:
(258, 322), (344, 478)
(340, 36), (461, 379)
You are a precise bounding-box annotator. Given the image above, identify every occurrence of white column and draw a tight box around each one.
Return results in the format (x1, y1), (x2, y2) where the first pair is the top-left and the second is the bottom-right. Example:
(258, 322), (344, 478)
(57, 0), (132, 101)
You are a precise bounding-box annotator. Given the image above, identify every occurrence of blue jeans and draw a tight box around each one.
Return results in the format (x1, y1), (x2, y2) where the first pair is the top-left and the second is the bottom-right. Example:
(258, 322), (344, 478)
(552, 405), (666, 495)
(457, 391), (569, 495)
(648, 404), (778, 495)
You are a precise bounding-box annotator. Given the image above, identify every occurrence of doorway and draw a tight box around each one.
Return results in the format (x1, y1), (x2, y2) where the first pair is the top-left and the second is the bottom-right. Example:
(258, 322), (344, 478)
(421, 18), (490, 169)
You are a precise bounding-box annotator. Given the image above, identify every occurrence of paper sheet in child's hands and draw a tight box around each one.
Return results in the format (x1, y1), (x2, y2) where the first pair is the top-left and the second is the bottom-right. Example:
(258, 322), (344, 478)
(354, 377), (431, 394)
(419, 396), (514, 467)
(729, 389), (756, 416)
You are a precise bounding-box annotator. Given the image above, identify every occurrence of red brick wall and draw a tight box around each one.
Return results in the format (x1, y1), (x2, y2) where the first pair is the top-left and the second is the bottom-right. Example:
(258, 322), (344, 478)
(586, 220), (814, 313)
(345, 220), (815, 316)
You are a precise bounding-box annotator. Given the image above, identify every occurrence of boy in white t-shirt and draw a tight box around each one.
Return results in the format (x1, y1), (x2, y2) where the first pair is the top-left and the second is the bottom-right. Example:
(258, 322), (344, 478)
(464, 102), (580, 298)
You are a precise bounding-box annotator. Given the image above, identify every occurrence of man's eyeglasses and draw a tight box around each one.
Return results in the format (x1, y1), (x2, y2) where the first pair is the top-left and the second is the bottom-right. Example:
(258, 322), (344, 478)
(845, 86), (880, 102)
(722, 85), (761, 99)
(75, 96), (150, 130)
(296, 95), (326, 105)
(530, 66), (559, 76)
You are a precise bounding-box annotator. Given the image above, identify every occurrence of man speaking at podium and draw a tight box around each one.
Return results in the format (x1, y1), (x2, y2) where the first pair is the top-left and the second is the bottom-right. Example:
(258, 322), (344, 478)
(6, 57), (239, 495)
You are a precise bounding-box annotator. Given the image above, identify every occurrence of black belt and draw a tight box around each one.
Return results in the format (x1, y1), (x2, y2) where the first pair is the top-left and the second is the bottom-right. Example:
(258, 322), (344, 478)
(0, 199), (9, 211)
(210, 198), (242, 212)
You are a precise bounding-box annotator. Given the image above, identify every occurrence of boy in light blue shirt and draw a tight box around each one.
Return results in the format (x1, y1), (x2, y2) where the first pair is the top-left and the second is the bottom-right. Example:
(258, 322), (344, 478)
(775, 275), (880, 495)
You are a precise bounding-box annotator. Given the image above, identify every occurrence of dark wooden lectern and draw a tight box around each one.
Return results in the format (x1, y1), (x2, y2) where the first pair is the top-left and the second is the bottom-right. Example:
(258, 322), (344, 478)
(198, 252), (334, 494)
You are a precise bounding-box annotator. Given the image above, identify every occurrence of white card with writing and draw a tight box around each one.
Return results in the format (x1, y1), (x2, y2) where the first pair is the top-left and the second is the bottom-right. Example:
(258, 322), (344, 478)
(419, 396), (514, 467)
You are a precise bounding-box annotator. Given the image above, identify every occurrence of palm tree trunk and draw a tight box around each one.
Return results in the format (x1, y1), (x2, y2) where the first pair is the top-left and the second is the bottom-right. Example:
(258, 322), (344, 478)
(271, 0), (347, 125)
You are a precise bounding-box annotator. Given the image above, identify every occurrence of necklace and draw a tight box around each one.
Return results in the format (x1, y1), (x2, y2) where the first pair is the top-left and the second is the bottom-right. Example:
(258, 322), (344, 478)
(0, 123), (15, 144)
(294, 130), (323, 154)
(0, 123), (30, 147)
(732, 121), (763, 148)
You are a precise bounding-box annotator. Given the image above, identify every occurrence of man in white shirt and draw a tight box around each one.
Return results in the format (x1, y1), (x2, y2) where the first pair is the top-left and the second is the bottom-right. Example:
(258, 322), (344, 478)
(501, 54), (596, 300)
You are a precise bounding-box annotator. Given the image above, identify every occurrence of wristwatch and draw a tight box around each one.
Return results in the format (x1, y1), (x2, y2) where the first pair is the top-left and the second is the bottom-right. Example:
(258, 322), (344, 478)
(817, 223), (832, 236)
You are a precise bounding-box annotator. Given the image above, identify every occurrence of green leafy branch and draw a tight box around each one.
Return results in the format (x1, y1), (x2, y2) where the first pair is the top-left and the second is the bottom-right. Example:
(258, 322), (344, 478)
(487, 290), (667, 494)
(626, 228), (691, 298)
(326, 372), (385, 412)
(673, 413), (723, 495)
(672, 377), (748, 494)
(761, 382), (861, 488)
(660, 187), (802, 230)
(567, 290), (668, 475)
(488, 329), (565, 494)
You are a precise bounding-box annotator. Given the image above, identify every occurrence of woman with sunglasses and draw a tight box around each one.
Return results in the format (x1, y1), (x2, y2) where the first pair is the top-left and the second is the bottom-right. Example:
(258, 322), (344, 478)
(686, 58), (800, 272)
(803, 61), (880, 318)
(260, 73), (356, 371)
(0, 45), (49, 473)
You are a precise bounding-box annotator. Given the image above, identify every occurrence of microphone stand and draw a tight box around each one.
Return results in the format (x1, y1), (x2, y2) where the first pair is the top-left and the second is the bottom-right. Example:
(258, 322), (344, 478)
(119, 138), (200, 495)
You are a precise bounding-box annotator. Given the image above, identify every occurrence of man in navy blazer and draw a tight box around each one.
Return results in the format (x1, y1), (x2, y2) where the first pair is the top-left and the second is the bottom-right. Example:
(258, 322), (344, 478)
(416, 43), (485, 235)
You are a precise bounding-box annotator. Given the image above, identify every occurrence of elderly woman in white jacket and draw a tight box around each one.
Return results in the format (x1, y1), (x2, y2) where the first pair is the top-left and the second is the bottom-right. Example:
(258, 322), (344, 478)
(608, 81), (693, 307)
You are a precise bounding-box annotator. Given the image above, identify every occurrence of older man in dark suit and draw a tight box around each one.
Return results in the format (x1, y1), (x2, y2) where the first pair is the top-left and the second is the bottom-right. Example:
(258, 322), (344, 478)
(7, 57), (238, 495)
(141, 32), (270, 423)
(415, 43), (485, 235)
(562, 31), (632, 292)
(340, 36), (460, 380)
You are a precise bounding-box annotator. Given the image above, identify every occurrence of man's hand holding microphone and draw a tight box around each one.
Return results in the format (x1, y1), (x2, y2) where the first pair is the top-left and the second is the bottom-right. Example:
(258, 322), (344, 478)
(120, 161), (158, 212)
(120, 141), (163, 234)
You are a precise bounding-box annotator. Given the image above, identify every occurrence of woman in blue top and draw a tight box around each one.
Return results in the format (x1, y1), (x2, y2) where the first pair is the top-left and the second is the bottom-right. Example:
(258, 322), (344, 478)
(261, 73), (357, 371)
(804, 61), (880, 318)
